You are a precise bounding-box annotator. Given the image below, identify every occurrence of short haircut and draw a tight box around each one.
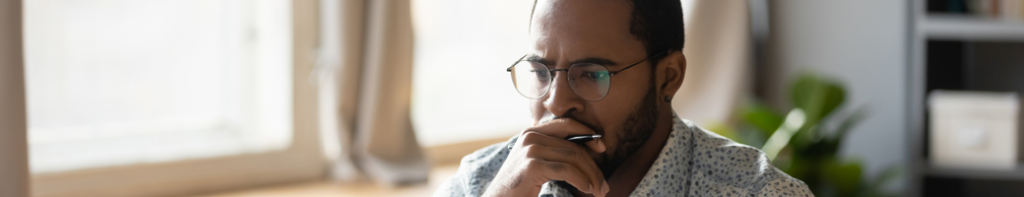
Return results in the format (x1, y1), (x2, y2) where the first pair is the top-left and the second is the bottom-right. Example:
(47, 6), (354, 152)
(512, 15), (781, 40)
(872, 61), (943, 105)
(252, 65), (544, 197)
(530, 0), (685, 64)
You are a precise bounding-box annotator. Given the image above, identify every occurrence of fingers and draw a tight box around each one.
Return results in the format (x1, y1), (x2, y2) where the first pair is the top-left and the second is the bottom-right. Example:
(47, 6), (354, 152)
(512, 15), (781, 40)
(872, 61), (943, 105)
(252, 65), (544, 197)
(525, 159), (608, 197)
(527, 118), (592, 138)
(524, 118), (607, 153)
(495, 120), (611, 196)
(579, 135), (606, 153)
(517, 132), (608, 196)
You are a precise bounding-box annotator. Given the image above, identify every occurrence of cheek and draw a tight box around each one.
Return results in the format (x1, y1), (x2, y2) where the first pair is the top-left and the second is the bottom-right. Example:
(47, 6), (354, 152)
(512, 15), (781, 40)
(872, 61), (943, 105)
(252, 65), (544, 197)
(592, 74), (652, 135)
(529, 98), (546, 125)
(588, 102), (625, 136)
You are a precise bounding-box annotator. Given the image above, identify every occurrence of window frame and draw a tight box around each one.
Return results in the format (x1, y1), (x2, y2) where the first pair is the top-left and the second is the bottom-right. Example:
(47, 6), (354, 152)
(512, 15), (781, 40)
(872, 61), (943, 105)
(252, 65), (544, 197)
(28, 0), (327, 196)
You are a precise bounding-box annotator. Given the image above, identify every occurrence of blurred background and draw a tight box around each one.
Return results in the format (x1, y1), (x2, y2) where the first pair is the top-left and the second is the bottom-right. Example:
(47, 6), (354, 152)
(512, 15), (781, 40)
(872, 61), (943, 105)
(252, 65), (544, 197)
(2, 0), (1024, 197)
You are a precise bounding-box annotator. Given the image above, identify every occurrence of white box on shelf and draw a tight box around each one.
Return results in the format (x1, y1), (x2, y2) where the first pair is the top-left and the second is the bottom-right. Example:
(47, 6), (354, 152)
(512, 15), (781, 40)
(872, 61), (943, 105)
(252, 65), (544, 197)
(929, 90), (1019, 170)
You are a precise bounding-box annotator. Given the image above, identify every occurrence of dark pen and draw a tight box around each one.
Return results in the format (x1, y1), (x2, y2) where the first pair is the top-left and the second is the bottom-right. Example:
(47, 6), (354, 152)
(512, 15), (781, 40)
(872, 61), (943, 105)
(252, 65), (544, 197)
(565, 134), (602, 145)
(508, 134), (603, 150)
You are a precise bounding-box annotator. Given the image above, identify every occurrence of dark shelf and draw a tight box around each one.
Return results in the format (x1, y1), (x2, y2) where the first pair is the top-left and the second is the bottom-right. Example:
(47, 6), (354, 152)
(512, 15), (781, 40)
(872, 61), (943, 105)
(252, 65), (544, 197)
(924, 163), (1024, 180)
(921, 14), (1024, 41)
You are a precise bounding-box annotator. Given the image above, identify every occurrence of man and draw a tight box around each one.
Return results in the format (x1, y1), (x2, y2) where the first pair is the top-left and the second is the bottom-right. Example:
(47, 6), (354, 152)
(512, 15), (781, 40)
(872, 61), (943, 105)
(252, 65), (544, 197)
(435, 0), (812, 196)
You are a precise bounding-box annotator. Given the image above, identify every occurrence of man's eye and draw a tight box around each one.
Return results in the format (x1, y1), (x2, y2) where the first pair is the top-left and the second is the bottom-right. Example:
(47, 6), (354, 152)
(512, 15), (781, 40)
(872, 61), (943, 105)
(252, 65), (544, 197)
(530, 70), (550, 79)
(580, 71), (609, 80)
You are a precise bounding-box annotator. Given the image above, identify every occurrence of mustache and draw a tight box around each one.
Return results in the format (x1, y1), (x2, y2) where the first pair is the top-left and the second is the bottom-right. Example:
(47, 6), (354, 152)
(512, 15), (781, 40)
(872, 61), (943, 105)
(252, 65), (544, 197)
(539, 113), (605, 136)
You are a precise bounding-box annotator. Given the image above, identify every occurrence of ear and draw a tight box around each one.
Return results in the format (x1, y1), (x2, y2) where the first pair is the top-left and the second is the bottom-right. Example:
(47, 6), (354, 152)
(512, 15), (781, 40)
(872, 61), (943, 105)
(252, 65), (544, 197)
(657, 50), (686, 100)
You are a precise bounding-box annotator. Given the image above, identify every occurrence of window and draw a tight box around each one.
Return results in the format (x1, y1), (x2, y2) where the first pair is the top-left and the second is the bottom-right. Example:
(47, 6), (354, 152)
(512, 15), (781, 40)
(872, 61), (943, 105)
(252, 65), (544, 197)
(410, 1), (699, 147)
(24, 0), (291, 173)
(410, 0), (535, 147)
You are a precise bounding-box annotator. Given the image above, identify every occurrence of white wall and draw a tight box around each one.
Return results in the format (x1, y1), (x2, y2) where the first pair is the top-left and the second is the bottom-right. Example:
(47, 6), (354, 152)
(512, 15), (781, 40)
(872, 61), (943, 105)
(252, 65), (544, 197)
(0, 0), (30, 196)
(768, 0), (908, 190)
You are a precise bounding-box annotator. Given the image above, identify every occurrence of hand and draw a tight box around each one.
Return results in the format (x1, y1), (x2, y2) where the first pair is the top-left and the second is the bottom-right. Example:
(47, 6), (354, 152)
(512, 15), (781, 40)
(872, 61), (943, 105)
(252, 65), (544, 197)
(483, 119), (610, 197)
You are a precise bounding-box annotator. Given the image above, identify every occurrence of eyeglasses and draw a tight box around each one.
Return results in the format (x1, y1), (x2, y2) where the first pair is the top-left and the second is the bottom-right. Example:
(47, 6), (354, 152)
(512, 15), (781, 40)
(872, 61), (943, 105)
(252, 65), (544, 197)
(506, 51), (667, 101)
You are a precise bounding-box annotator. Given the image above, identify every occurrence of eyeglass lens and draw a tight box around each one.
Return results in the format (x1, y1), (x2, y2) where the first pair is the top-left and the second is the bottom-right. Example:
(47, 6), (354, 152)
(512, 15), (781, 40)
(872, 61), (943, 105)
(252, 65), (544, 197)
(509, 61), (612, 101)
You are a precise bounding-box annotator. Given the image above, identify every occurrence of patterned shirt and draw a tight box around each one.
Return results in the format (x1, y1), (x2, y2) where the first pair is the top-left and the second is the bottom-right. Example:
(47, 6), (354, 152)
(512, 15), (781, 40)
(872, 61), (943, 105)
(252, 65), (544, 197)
(434, 115), (814, 197)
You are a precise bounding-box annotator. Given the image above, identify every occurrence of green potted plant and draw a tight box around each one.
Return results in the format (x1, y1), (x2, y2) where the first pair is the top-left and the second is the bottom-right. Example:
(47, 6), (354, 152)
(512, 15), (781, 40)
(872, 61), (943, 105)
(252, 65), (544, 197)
(712, 73), (899, 197)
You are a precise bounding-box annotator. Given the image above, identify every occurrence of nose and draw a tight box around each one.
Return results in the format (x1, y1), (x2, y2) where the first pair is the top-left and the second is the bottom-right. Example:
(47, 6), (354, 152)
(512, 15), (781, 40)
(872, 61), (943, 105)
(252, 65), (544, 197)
(542, 71), (585, 117)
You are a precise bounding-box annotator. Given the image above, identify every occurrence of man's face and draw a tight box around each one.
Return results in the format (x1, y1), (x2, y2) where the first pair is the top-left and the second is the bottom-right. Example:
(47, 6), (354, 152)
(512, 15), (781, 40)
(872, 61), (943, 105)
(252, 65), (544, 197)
(528, 0), (660, 176)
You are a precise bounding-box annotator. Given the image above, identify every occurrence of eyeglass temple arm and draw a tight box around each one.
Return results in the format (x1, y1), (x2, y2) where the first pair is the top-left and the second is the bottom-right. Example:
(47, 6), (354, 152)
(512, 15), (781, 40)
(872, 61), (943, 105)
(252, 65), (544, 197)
(506, 54), (528, 72)
(608, 51), (669, 76)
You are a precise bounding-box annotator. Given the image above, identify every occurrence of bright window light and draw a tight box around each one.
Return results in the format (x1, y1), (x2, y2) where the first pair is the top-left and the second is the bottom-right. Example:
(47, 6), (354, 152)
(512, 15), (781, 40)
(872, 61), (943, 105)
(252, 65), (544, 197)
(410, 0), (535, 147)
(24, 0), (292, 173)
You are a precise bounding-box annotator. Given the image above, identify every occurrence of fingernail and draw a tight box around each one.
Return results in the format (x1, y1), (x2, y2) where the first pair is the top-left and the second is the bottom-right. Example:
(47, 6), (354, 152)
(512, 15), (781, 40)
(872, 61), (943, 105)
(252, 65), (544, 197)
(597, 140), (607, 153)
(602, 181), (610, 194)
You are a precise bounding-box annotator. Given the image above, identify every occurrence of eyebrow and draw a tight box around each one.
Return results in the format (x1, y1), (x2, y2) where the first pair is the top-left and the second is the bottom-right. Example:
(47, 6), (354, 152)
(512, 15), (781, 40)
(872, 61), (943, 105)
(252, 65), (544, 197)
(524, 54), (620, 67)
(524, 54), (553, 66)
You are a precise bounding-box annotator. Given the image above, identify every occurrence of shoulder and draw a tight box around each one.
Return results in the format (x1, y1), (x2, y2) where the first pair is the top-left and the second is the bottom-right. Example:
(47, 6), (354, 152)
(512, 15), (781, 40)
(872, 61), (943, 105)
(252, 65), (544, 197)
(681, 119), (813, 196)
(433, 137), (515, 197)
(755, 175), (814, 197)
(683, 119), (770, 178)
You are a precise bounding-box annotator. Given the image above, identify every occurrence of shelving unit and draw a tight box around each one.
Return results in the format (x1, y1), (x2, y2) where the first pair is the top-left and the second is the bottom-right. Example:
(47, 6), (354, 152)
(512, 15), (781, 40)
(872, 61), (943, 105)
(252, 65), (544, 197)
(921, 15), (1024, 41)
(924, 163), (1024, 180)
(908, 1), (1024, 197)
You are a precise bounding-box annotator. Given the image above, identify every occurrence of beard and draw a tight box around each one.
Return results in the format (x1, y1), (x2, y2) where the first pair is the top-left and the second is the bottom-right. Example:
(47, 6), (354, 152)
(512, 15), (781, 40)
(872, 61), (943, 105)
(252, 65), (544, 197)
(545, 80), (661, 191)
(595, 84), (660, 178)
(540, 79), (661, 180)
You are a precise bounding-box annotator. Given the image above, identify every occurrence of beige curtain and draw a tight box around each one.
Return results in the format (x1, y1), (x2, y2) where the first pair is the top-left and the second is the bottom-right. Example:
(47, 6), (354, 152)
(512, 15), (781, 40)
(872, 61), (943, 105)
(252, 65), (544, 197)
(672, 0), (752, 126)
(0, 0), (30, 196)
(317, 0), (429, 187)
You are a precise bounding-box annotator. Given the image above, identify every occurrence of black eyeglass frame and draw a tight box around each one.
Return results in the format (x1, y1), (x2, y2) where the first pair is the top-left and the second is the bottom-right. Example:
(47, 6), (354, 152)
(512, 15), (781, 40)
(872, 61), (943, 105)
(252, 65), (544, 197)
(505, 51), (669, 101)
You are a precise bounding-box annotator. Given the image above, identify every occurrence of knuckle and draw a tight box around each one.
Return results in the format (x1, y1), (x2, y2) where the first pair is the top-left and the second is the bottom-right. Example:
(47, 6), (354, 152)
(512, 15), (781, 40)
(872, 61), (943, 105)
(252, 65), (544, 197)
(522, 144), (541, 158)
(520, 131), (542, 143)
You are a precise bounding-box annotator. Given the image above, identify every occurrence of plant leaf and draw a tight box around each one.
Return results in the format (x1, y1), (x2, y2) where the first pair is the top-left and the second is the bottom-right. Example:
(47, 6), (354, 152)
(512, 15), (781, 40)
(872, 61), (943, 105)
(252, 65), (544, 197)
(740, 100), (784, 136)
(790, 74), (846, 125)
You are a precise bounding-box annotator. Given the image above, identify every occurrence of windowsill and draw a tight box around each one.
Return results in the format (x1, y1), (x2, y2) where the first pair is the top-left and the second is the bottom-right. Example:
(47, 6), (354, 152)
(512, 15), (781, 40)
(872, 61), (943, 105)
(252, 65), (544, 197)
(189, 165), (459, 197)
(423, 136), (510, 166)
(186, 136), (513, 197)
(31, 128), (290, 173)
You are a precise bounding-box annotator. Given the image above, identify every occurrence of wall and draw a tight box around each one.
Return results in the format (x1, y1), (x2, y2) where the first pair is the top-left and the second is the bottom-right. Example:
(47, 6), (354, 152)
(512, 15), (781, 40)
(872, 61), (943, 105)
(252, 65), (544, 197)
(0, 0), (30, 196)
(767, 0), (909, 190)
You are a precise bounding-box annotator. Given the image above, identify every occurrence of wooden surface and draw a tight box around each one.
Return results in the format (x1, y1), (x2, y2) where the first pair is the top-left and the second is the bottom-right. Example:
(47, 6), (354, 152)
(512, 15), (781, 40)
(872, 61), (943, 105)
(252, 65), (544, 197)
(192, 165), (459, 197)
(425, 137), (509, 166)
(186, 136), (506, 197)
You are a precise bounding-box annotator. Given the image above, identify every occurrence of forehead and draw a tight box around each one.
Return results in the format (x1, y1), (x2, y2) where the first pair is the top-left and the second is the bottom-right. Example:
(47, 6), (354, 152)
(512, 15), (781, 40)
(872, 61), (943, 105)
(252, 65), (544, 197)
(529, 0), (643, 62)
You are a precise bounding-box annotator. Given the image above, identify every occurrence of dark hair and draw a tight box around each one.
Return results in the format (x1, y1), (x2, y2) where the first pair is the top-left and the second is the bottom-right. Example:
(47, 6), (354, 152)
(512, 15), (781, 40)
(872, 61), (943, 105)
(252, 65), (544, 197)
(530, 0), (685, 65)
